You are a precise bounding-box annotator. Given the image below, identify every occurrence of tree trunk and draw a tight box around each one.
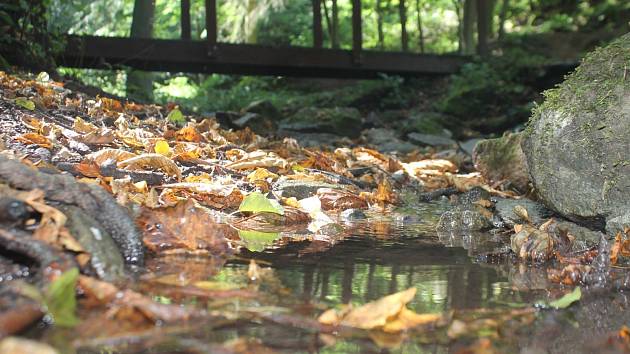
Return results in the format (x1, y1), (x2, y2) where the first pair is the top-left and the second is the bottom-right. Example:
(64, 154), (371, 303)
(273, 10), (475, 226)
(312, 0), (323, 47)
(376, 0), (384, 49)
(462, 0), (477, 55)
(453, 0), (463, 53)
(322, 0), (333, 47)
(476, 0), (490, 56)
(127, 0), (155, 102)
(332, 0), (340, 49)
(498, 0), (509, 40)
(415, 0), (424, 53)
(399, 0), (409, 51)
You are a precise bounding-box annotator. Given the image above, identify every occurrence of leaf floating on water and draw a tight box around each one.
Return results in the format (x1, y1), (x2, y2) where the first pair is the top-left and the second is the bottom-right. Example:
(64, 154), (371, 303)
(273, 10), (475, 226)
(118, 153), (182, 180)
(45, 268), (80, 327)
(239, 191), (284, 215)
(15, 97), (35, 110)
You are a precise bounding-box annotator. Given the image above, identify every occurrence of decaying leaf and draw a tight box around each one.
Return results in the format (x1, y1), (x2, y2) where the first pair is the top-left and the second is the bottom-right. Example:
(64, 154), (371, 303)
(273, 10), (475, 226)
(15, 133), (52, 149)
(317, 188), (368, 210)
(87, 148), (137, 166)
(227, 150), (288, 170)
(137, 199), (234, 254)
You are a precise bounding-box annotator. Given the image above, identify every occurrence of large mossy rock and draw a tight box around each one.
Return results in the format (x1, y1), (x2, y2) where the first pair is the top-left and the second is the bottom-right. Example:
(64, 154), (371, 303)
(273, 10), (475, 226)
(279, 107), (362, 138)
(522, 33), (630, 230)
(473, 133), (530, 193)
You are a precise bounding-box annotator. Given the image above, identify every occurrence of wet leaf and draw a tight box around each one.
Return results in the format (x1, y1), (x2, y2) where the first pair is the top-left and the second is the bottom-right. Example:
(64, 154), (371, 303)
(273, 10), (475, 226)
(317, 188), (368, 211)
(239, 191), (284, 215)
(45, 268), (79, 327)
(318, 287), (441, 332)
(15, 97), (35, 110)
(237, 229), (281, 252)
(138, 199), (233, 254)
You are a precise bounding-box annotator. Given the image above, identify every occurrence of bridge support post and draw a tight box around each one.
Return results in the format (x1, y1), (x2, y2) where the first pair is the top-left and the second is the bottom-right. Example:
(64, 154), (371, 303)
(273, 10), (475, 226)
(181, 0), (191, 40)
(352, 0), (362, 65)
(312, 0), (323, 48)
(205, 0), (217, 57)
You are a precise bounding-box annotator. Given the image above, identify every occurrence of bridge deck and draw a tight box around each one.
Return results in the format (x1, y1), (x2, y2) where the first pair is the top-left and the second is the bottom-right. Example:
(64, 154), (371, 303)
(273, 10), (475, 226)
(58, 35), (469, 78)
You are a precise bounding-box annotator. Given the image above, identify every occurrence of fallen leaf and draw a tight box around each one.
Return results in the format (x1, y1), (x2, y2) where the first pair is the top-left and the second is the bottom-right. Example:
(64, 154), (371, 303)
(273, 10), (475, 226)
(317, 188), (368, 210)
(119, 153), (182, 180)
(137, 199), (234, 254)
(543, 286), (581, 309)
(45, 268), (79, 327)
(87, 148), (136, 166)
(237, 229), (281, 252)
(15, 97), (35, 110)
(318, 287), (441, 332)
(239, 191), (284, 215)
(15, 133), (52, 149)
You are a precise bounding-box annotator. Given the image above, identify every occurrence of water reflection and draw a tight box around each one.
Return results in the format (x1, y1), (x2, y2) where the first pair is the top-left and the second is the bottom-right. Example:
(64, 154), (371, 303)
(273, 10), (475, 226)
(229, 219), (530, 313)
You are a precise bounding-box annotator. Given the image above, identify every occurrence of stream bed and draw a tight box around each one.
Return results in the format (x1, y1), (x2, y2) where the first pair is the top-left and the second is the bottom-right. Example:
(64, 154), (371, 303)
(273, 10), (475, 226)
(22, 201), (630, 354)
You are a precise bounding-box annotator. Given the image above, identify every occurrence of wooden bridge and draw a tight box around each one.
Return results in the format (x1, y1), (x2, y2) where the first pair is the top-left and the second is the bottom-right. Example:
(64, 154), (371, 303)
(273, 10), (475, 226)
(58, 0), (469, 78)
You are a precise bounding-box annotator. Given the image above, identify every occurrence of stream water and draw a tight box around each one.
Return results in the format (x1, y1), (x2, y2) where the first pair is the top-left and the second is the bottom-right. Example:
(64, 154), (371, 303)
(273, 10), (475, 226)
(26, 201), (630, 353)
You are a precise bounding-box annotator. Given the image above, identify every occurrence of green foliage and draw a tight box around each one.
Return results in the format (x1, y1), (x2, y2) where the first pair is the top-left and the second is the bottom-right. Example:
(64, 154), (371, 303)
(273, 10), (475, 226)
(437, 48), (548, 119)
(45, 268), (80, 327)
(15, 97), (35, 110)
(239, 191), (285, 215)
(167, 108), (185, 125)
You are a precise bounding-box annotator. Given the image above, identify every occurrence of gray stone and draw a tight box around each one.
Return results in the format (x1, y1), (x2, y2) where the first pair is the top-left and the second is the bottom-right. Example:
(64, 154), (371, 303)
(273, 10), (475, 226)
(279, 107), (362, 138)
(340, 208), (367, 221)
(606, 213), (630, 236)
(460, 138), (482, 156)
(273, 179), (342, 200)
(60, 205), (125, 281)
(364, 128), (418, 154)
(522, 33), (630, 228)
(232, 112), (277, 136)
(436, 209), (493, 231)
(473, 133), (530, 193)
(242, 99), (281, 120)
(554, 220), (605, 252)
(494, 197), (553, 227)
(407, 132), (456, 147)
(279, 132), (346, 148)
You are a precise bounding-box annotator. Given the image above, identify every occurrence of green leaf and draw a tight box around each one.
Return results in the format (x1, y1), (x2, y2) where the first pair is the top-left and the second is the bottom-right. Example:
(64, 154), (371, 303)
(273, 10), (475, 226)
(239, 191), (284, 215)
(44, 268), (80, 327)
(167, 108), (185, 124)
(537, 286), (582, 310)
(15, 97), (35, 110)
(237, 229), (281, 252)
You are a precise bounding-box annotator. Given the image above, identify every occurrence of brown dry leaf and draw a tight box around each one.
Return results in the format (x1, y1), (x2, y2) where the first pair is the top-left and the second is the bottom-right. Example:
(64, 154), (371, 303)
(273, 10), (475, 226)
(119, 153), (182, 180)
(317, 188), (368, 211)
(447, 172), (485, 192)
(227, 150), (288, 170)
(176, 126), (203, 142)
(247, 168), (279, 183)
(98, 96), (123, 112)
(514, 205), (531, 223)
(160, 182), (244, 209)
(318, 288), (440, 332)
(87, 148), (136, 166)
(72, 117), (98, 134)
(75, 161), (102, 178)
(77, 129), (115, 145)
(373, 179), (399, 206)
(403, 159), (458, 176)
(15, 132), (52, 149)
(137, 199), (235, 255)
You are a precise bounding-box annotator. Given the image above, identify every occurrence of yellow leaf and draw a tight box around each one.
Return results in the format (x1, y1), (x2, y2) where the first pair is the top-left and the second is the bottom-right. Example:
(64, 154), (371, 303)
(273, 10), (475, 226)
(154, 140), (171, 156)
(247, 168), (279, 183)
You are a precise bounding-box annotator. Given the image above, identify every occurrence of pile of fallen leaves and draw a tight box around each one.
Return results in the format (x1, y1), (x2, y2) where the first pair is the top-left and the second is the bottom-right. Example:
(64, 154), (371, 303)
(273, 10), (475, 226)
(0, 71), (513, 257)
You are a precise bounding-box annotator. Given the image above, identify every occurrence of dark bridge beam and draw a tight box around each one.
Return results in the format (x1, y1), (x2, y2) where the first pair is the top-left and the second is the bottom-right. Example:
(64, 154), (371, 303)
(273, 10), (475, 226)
(58, 35), (467, 78)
